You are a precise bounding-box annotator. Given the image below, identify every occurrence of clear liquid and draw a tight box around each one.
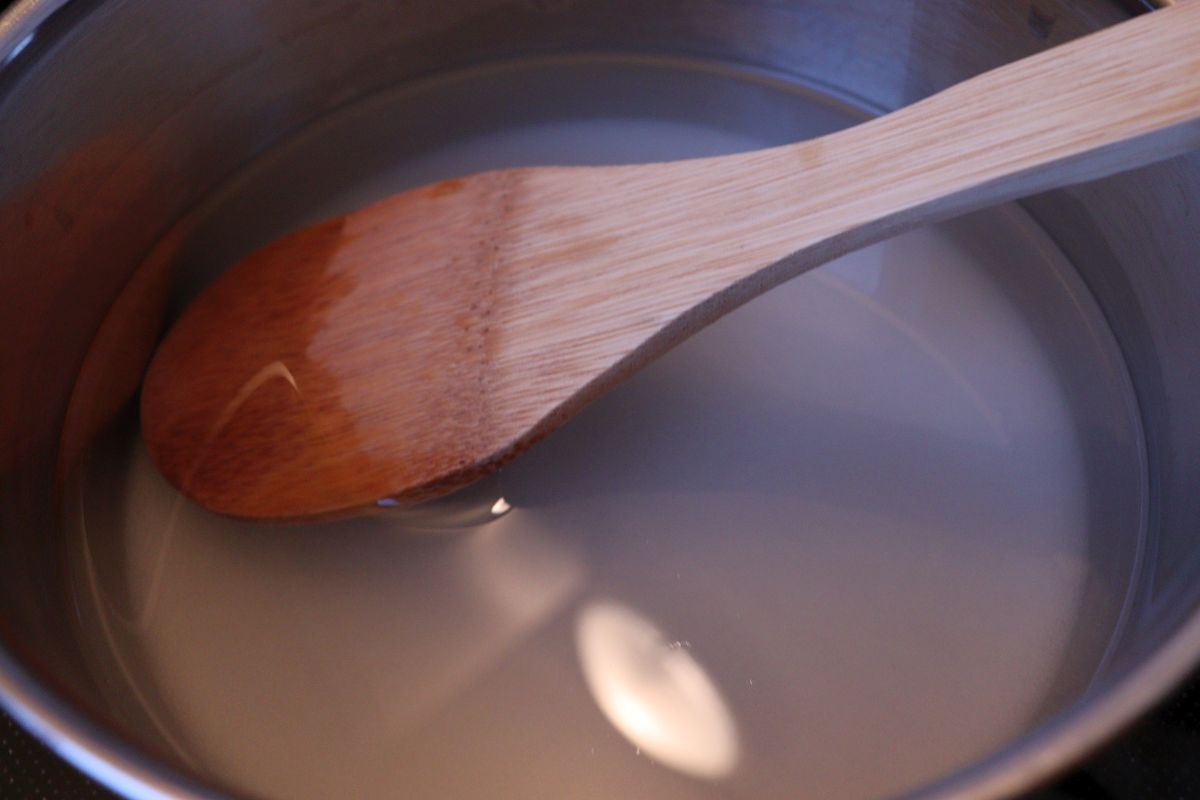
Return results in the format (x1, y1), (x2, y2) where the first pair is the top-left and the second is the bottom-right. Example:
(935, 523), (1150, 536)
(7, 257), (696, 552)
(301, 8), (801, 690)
(66, 56), (1146, 800)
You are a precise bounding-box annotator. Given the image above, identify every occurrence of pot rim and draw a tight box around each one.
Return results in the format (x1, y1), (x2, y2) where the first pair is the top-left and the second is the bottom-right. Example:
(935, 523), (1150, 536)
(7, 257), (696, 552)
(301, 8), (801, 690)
(1, 1), (1197, 798)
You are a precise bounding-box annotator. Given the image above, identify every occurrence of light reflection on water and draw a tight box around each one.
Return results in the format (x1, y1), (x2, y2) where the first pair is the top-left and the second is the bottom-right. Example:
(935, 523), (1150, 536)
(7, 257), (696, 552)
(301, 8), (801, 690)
(576, 600), (740, 779)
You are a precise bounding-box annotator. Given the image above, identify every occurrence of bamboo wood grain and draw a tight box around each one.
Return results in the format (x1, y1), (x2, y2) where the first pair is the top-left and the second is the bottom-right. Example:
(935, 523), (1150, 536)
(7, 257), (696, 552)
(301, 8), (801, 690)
(141, 3), (1200, 520)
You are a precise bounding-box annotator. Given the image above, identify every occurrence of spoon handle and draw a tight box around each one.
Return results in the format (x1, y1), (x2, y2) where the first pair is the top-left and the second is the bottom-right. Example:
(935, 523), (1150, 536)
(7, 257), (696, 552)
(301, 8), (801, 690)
(510, 1), (1200, 395)
(668, 0), (1200, 293)
(781, 0), (1200, 240)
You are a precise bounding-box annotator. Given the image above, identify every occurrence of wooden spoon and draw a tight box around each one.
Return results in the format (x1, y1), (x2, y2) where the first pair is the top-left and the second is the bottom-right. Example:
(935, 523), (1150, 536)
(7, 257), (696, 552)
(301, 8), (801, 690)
(141, 3), (1200, 521)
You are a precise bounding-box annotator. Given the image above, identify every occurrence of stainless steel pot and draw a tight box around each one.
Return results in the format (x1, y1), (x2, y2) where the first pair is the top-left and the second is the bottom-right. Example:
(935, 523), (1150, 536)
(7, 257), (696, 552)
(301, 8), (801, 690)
(2, 0), (1199, 798)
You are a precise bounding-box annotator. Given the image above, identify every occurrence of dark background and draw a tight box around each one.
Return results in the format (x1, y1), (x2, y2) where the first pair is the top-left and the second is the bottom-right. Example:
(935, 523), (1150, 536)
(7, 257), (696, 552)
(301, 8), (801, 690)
(1, 0), (1197, 797)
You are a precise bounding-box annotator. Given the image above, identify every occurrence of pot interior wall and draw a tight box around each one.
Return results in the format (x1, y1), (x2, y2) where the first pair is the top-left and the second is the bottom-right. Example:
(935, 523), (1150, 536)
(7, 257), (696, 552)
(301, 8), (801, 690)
(2, 1), (1198, 798)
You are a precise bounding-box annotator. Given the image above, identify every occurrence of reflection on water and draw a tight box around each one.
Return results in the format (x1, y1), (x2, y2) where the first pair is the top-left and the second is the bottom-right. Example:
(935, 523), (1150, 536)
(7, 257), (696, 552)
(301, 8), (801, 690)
(374, 471), (513, 528)
(576, 600), (739, 779)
